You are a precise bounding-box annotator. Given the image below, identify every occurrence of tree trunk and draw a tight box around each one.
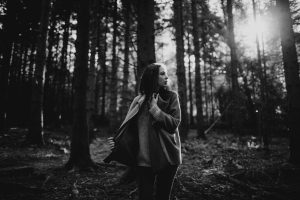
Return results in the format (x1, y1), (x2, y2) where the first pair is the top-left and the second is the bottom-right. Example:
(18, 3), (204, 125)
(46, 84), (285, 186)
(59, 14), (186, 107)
(98, 1), (108, 117)
(57, 7), (71, 127)
(14, 44), (23, 83)
(44, 14), (57, 127)
(51, 36), (61, 126)
(94, 0), (105, 117)
(87, 0), (99, 141)
(241, 71), (256, 130)
(28, 44), (36, 81)
(203, 61), (209, 121)
(27, 0), (51, 145)
(16, 43), (25, 82)
(120, 0), (131, 121)
(200, 2), (209, 122)
(276, 0), (300, 165)
(137, 0), (156, 83)
(226, 0), (240, 133)
(109, 0), (120, 133)
(65, 0), (95, 170)
(187, 32), (194, 126)
(21, 45), (29, 83)
(0, 0), (18, 131)
(191, 0), (205, 139)
(174, 0), (189, 139)
(209, 47), (215, 123)
(252, 0), (268, 149)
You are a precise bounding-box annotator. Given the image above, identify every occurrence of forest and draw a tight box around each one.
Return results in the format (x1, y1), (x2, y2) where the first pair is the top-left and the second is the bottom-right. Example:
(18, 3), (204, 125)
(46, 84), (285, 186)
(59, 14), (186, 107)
(0, 0), (300, 199)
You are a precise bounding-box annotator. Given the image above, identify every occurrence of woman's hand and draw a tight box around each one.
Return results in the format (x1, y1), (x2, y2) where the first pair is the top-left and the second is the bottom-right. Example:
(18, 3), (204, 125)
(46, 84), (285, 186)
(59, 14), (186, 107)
(107, 137), (115, 151)
(149, 93), (158, 108)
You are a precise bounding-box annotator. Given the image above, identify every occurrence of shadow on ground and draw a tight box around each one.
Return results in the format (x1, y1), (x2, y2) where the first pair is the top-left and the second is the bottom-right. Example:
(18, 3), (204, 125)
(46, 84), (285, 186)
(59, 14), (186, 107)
(0, 128), (299, 200)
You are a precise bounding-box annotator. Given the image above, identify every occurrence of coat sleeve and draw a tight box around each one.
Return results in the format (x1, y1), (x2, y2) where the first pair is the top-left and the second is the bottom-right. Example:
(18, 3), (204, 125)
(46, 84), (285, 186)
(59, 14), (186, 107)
(149, 92), (181, 134)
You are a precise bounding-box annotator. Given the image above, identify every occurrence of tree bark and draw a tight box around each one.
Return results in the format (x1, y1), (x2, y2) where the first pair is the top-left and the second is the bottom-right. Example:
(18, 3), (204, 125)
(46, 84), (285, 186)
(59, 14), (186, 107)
(65, 0), (95, 170)
(209, 47), (215, 123)
(187, 32), (194, 126)
(98, 1), (108, 117)
(174, 0), (189, 139)
(44, 14), (57, 127)
(87, 0), (99, 141)
(27, 0), (51, 145)
(0, 0), (18, 131)
(57, 7), (71, 127)
(109, 0), (119, 133)
(137, 0), (156, 84)
(191, 0), (205, 139)
(276, 0), (300, 165)
(120, 0), (131, 121)
(226, 0), (240, 133)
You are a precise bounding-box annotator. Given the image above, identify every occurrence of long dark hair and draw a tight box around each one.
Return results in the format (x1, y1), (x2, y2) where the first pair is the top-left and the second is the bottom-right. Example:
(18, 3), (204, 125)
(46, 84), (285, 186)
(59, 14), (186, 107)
(139, 63), (170, 101)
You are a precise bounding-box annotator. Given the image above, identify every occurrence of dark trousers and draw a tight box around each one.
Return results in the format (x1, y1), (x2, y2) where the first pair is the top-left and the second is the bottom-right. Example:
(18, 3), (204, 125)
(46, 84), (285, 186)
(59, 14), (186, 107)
(136, 165), (178, 200)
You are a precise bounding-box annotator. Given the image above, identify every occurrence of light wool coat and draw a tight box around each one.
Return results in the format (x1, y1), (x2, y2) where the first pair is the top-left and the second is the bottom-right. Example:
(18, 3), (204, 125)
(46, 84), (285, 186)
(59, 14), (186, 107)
(104, 90), (182, 167)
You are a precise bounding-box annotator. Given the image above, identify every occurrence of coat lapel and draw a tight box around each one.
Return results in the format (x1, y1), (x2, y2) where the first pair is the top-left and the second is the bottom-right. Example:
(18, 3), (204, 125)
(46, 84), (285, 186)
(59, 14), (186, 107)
(118, 93), (170, 130)
(119, 95), (145, 129)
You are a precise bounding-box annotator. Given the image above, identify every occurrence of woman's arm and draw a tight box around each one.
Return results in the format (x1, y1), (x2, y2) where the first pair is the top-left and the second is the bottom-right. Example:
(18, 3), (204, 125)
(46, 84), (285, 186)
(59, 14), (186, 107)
(149, 92), (181, 133)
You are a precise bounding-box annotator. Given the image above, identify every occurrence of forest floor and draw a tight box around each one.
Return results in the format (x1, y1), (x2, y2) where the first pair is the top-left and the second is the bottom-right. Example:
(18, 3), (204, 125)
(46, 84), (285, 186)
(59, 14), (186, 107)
(0, 128), (299, 200)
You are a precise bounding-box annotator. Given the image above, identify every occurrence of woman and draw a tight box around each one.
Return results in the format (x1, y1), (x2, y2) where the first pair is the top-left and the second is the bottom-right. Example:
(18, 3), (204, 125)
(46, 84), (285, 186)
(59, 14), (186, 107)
(104, 63), (182, 200)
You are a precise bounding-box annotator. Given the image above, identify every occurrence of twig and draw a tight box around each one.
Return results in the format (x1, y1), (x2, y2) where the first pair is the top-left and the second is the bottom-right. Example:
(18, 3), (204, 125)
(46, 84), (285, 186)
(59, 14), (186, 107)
(41, 174), (52, 188)
(129, 187), (138, 198)
(204, 102), (232, 135)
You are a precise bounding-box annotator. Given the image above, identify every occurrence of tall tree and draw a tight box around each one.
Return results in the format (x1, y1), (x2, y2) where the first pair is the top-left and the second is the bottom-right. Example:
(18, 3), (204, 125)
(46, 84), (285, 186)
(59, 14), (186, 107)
(226, 0), (240, 133)
(187, 32), (194, 126)
(0, 0), (18, 131)
(191, 0), (205, 139)
(136, 0), (156, 86)
(87, 0), (99, 141)
(57, 3), (72, 127)
(27, 0), (51, 145)
(252, 0), (268, 149)
(174, 0), (189, 139)
(276, 0), (300, 165)
(208, 44), (215, 123)
(66, 0), (95, 170)
(21, 44), (29, 83)
(98, 0), (108, 117)
(200, 2), (209, 122)
(44, 11), (57, 126)
(109, 0), (119, 132)
(120, 0), (131, 120)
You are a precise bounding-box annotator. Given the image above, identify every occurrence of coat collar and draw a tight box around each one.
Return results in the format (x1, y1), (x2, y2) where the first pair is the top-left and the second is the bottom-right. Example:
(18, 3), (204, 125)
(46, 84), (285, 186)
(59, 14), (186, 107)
(136, 94), (169, 107)
(118, 93), (170, 131)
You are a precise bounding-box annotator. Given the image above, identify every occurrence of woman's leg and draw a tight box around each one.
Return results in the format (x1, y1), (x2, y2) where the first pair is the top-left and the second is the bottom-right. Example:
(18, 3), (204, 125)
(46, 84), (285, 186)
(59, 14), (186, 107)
(136, 166), (155, 200)
(155, 165), (178, 200)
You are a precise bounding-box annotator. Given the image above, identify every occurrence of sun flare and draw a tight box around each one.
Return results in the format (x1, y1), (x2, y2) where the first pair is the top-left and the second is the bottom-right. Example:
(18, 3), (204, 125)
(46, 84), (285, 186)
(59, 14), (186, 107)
(241, 17), (267, 39)
(236, 14), (272, 57)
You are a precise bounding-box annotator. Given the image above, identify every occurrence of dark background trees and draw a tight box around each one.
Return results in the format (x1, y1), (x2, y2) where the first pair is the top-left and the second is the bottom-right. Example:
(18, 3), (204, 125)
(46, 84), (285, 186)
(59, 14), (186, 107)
(0, 0), (299, 169)
(0, 0), (300, 199)
(276, 0), (300, 165)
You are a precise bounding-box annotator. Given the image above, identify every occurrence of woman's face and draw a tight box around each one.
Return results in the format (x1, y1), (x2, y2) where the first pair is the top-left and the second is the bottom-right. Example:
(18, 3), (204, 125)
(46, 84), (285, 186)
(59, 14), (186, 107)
(158, 65), (168, 88)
